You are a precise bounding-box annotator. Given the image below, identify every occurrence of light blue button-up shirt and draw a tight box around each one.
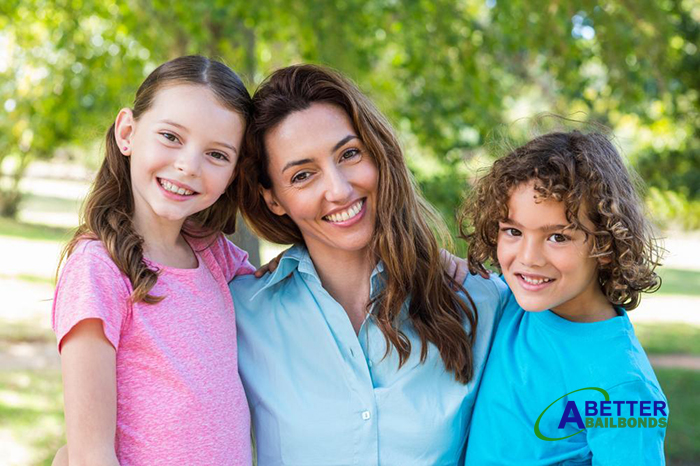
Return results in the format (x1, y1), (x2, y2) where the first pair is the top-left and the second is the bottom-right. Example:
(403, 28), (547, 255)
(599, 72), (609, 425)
(231, 245), (507, 466)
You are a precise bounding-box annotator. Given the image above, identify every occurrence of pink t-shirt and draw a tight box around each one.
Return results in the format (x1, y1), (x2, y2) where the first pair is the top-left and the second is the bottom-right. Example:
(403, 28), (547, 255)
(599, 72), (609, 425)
(52, 234), (255, 465)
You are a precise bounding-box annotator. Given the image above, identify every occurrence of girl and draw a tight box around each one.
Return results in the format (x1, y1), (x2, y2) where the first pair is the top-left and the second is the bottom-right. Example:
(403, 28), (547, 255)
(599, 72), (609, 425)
(461, 130), (667, 465)
(52, 56), (255, 465)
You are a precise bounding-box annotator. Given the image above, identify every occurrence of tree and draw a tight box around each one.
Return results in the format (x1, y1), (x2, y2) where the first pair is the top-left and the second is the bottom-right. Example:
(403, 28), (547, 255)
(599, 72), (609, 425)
(2, 0), (697, 250)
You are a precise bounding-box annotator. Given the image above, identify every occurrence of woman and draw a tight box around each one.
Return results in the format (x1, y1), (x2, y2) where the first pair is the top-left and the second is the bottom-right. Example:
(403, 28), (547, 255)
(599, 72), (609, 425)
(232, 64), (508, 465)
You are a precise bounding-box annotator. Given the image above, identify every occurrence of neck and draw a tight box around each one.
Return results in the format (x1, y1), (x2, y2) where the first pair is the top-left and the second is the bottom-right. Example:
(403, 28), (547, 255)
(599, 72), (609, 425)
(132, 210), (195, 268)
(307, 244), (375, 333)
(552, 294), (617, 323)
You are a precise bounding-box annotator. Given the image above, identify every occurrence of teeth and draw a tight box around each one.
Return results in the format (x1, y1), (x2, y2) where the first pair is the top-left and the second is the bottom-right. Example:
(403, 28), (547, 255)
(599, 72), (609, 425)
(521, 275), (552, 285)
(159, 179), (194, 196)
(325, 200), (363, 223)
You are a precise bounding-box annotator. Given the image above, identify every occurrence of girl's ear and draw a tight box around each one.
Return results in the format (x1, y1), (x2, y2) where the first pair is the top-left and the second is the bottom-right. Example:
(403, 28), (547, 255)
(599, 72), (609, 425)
(114, 108), (135, 156)
(261, 187), (286, 216)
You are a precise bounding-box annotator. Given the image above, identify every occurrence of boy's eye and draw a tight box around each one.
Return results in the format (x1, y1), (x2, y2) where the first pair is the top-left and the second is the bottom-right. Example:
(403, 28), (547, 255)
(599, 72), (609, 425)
(500, 227), (521, 237)
(291, 171), (311, 184)
(548, 233), (569, 243)
(161, 132), (179, 143)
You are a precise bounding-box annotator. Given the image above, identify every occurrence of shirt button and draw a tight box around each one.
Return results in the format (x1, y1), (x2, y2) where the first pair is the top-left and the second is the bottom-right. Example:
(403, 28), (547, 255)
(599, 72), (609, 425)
(361, 410), (371, 420)
(368, 360), (373, 367)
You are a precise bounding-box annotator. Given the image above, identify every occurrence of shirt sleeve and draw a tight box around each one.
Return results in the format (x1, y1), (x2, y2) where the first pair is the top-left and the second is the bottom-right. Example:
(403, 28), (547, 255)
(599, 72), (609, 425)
(52, 242), (131, 352)
(214, 235), (255, 282)
(588, 380), (668, 466)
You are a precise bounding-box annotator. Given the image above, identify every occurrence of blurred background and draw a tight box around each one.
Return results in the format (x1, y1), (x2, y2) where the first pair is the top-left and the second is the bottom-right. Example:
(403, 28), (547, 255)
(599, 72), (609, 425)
(1, 0), (698, 464)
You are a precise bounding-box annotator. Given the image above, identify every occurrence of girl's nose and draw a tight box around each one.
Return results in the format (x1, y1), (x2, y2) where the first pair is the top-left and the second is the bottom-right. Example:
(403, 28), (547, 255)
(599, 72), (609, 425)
(174, 150), (202, 177)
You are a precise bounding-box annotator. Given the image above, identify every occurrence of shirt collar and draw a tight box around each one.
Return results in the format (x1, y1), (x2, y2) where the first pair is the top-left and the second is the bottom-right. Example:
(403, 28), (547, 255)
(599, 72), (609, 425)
(250, 244), (387, 301)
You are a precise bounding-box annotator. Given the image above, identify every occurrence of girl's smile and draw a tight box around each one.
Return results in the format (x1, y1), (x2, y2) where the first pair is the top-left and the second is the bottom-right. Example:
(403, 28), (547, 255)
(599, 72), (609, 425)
(117, 84), (244, 231)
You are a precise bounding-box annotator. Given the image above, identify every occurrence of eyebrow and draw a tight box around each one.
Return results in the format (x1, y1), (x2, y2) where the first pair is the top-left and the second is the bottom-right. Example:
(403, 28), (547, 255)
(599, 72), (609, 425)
(502, 218), (570, 232)
(281, 134), (359, 173)
(332, 134), (358, 152)
(159, 120), (237, 154)
(159, 119), (187, 130)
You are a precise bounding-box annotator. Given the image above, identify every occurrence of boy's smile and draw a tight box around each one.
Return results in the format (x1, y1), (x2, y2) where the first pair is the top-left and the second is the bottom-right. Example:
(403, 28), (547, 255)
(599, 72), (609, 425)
(497, 181), (615, 322)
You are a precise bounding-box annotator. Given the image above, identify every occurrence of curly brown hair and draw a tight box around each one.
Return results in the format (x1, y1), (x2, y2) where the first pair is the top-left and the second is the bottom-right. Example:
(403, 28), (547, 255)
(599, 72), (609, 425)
(238, 64), (478, 383)
(460, 130), (662, 310)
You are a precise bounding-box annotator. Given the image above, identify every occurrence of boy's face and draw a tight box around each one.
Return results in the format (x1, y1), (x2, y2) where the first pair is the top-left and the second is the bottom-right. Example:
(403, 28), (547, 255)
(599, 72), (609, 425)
(497, 181), (612, 322)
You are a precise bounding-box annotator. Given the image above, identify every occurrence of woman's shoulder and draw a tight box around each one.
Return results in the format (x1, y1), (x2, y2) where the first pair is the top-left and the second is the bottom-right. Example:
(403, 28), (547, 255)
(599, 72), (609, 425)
(462, 272), (509, 306)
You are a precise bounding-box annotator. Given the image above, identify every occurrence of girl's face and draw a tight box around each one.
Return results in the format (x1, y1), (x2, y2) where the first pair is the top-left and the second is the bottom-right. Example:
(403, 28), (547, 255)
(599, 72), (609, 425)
(497, 180), (610, 321)
(117, 84), (244, 231)
(262, 102), (379, 259)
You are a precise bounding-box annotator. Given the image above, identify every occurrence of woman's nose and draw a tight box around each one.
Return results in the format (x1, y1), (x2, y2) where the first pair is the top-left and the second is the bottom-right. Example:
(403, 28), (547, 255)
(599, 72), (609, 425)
(324, 166), (353, 203)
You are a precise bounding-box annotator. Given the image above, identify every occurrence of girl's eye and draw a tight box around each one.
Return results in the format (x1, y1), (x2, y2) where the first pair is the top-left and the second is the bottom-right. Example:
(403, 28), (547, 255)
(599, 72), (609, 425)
(291, 171), (311, 184)
(548, 233), (570, 243)
(209, 151), (229, 162)
(500, 227), (521, 237)
(340, 148), (360, 161)
(161, 132), (179, 143)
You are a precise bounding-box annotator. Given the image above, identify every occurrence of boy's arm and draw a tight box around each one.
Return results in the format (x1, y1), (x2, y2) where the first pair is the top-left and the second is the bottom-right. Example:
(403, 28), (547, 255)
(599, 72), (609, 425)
(588, 380), (667, 466)
(60, 318), (120, 466)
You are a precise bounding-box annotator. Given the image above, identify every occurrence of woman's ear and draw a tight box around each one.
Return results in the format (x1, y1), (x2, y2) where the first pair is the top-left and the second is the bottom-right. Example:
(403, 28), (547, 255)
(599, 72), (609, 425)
(114, 108), (135, 156)
(262, 187), (286, 216)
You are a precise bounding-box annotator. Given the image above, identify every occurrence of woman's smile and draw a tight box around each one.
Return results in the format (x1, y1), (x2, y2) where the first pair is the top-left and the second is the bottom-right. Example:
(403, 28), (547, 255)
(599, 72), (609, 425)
(262, 103), (379, 258)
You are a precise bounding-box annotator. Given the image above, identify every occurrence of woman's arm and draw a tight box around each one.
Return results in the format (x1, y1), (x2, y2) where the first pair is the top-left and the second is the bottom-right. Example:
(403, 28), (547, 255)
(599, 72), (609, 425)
(60, 318), (120, 466)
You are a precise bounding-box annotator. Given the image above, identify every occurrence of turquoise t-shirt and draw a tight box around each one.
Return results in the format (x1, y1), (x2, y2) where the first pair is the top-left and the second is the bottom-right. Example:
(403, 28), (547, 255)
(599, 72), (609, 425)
(231, 244), (508, 466)
(465, 289), (667, 466)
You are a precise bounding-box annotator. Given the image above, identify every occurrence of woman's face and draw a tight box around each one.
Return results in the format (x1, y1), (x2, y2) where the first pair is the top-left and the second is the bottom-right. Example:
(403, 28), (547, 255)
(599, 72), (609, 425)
(262, 102), (379, 259)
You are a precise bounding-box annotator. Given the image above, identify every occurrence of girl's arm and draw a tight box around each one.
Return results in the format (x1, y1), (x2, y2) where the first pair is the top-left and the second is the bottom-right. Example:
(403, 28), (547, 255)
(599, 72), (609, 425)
(60, 318), (120, 466)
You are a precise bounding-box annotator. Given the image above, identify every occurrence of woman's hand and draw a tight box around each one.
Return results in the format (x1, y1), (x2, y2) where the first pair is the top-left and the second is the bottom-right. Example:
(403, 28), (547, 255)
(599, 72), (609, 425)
(440, 249), (490, 287)
(254, 250), (285, 278)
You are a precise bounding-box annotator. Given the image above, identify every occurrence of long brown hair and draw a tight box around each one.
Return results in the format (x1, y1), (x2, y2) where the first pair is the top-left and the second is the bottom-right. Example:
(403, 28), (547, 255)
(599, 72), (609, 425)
(60, 55), (252, 304)
(461, 130), (662, 310)
(238, 64), (478, 383)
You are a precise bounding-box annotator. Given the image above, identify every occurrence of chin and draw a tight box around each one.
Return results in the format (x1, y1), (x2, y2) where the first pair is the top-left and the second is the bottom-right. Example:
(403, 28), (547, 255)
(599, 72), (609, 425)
(512, 295), (551, 313)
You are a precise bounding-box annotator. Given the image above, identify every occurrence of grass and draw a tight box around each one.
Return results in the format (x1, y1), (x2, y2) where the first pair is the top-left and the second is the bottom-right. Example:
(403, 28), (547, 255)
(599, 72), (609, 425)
(0, 216), (72, 243)
(0, 370), (65, 466)
(657, 368), (700, 465)
(656, 267), (700, 297)
(635, 323), (700, 355)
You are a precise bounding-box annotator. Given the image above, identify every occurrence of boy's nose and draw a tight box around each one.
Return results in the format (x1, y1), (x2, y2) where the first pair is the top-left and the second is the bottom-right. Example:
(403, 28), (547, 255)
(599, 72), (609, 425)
(518, 238), (546, 267)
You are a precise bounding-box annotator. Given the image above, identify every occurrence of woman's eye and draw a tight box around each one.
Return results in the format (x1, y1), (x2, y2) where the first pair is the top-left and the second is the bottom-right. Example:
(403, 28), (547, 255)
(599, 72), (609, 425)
(340, 148), (360, 161)
(291, 171), (311, 184)
(209, 151), (229, 162)
(161, 132), (179, 143)
(548, 233), (569, 243)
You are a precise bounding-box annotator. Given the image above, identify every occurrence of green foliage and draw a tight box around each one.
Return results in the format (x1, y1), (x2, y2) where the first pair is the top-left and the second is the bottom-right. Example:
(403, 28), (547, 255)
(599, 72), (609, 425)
(1, 0), (699, 231)
(635, 323), (700, 355)
(655, 368), (700, 463)
(647, 187), (700, 230)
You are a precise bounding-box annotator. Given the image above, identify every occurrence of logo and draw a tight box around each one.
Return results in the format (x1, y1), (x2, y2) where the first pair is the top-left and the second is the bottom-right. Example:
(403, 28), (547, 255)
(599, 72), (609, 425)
(534, 387), (668, 441)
